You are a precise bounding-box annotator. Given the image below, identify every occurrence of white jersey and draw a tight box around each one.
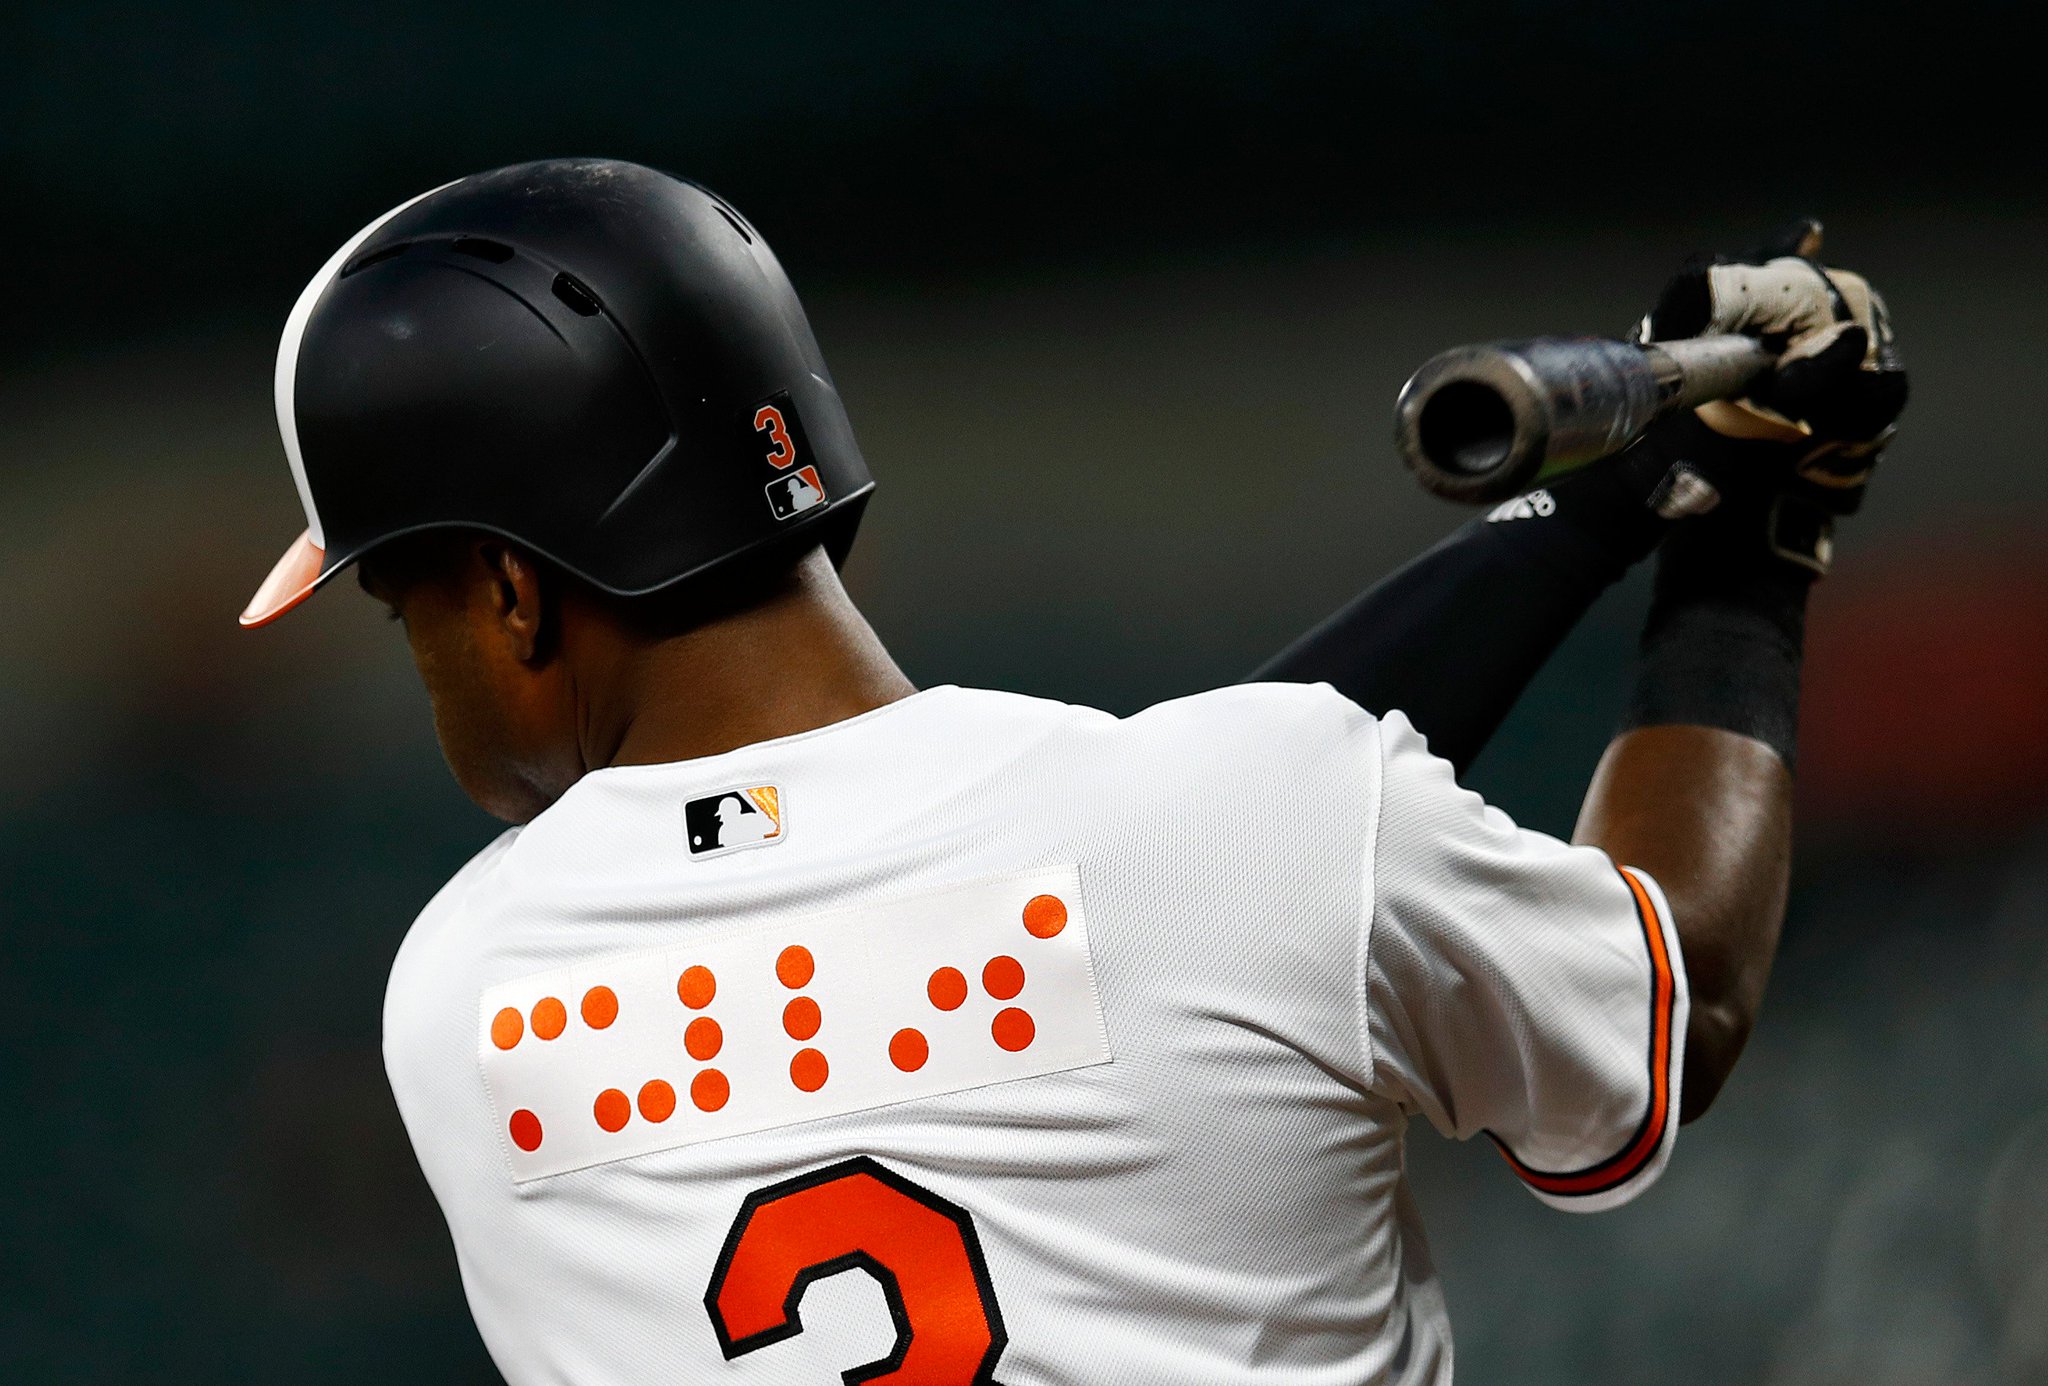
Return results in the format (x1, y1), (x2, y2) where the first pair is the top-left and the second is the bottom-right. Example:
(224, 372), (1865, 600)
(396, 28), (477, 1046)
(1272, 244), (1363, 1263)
(383, 684), (1686, 1385)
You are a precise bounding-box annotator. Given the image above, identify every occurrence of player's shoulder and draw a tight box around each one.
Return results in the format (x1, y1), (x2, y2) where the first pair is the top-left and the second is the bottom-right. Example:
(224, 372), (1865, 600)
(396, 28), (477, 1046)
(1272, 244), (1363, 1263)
(946, 680), (1382, 768)
(930, 683), (1392, 813)
(1119, 681), (1385, 767)
(383, 827), (523, 1022)
(1130, 679), (1365, 726)
(413, 824), (523, 933)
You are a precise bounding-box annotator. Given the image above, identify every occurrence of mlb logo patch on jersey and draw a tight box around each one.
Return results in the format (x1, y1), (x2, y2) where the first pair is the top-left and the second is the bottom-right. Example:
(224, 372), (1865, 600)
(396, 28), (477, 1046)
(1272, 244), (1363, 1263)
(685, 786), (784, 858)
(477, 867), (1111, 1181)
(765, 466), (826, 520)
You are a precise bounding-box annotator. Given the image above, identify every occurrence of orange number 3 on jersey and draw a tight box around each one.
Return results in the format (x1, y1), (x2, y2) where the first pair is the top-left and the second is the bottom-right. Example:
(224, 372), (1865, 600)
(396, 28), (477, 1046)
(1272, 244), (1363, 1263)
(705, 1156), (1009, 1384)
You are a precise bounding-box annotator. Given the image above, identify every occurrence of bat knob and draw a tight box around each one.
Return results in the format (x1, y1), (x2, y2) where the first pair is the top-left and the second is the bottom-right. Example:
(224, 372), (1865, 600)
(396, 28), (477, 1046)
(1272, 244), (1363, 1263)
(1402, 373), (1526, 488)
(1395, 337), (1665, 505)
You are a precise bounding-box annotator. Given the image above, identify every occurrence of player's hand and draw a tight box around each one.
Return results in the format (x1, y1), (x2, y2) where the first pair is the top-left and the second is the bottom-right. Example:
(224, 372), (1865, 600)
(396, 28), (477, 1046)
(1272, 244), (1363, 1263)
(1640, 219), (1906, 459)
(1630, 220), (1908, 571)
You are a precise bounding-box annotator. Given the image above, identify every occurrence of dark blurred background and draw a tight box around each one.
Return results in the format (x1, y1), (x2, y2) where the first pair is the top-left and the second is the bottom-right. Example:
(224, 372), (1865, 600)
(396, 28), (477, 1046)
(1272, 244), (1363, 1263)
(6, 4), (2047, 1382)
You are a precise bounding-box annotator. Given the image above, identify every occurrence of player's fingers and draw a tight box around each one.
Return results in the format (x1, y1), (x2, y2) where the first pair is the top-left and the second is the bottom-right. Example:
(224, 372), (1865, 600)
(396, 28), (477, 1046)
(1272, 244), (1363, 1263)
(1778, 320), (1866, 374)
(1760, 323), (1866, 411)
(1642, 254), (1720, 342)
(1813, 366), (1910, 442)
(1753, 333), (1908, 444)
(1703, 257), (1845, 340)
(1866, 288), (1902, 370)
(1812, 267), (1899, 368)
(1796, 450), (1881, 516)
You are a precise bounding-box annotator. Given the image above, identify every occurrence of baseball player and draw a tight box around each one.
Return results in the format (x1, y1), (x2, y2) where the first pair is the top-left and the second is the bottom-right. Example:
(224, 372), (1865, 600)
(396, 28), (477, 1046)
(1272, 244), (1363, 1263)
(239, 161), (1904, 1384)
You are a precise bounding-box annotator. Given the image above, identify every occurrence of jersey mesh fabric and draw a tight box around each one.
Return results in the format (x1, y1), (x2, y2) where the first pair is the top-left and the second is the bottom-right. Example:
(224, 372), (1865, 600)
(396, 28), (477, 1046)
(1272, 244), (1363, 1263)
(382, 684), (1686, 1385)
(1364, 713), (1687, 1213)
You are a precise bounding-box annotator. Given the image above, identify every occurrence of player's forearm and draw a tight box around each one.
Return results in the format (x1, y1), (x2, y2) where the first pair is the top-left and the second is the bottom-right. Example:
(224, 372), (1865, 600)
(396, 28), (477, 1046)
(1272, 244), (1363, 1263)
(1575, 498), (1814, 1122)
(1250, 442), (1674, 775)
(1573, 725), (1791, 1122)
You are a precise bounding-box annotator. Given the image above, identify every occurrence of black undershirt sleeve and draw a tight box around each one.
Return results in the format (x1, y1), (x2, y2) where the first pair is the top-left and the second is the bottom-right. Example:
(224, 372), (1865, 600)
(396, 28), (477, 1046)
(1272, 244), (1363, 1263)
(1248, 444), (1671, 777)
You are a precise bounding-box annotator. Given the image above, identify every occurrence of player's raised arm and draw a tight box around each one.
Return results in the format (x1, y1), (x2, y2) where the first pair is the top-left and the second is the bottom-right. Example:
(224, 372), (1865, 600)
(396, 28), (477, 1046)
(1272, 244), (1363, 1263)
(1277, 227), (1905, 1131)
(1573, 231), (1906, 1121)
(1250, 419), (1670, 774)
(1253, 221), (1904, 785)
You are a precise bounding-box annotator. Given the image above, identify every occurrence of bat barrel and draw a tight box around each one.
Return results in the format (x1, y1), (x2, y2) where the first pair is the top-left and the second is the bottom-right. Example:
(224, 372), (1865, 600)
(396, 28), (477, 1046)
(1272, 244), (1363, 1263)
(1394, 334), (1772, 505)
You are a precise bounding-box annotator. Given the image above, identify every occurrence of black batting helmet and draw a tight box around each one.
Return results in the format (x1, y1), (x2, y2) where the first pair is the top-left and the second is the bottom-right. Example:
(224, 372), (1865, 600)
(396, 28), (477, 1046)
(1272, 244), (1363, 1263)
(239, 158), (872, 627)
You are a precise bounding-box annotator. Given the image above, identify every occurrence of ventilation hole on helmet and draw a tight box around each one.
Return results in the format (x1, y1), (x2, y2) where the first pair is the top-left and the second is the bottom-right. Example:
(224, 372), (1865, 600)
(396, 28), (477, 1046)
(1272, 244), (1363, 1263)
(341, 242), (411, 276)
(712, 205), (754, 245)
(551, 272), (602, 316)
(449, 236), (515, 262)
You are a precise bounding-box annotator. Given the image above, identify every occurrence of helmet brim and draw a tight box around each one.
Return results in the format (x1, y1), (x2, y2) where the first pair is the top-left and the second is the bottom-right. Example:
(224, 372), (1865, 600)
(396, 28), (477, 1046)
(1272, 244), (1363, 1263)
(239, 529), (337, 628)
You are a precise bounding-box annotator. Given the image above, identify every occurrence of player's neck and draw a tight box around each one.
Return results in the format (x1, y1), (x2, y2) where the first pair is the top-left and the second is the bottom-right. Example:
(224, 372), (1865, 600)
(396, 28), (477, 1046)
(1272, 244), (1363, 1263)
(583, 549), (917, 771)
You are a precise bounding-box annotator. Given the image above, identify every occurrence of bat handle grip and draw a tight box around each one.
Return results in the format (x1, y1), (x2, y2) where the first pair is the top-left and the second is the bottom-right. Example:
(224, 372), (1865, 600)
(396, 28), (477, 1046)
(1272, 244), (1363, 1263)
(1644, 335), (1776, 412)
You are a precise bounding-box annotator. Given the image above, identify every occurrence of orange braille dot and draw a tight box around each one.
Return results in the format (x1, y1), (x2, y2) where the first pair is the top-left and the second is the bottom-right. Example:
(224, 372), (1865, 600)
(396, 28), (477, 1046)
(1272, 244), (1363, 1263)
(691, 1068), (730, 1112)
(889, 1028), (929, 1072)
(490, 1007), (524, 1050)
(776, 945), (815, 989)
(531, 996), (568, 1040)
(992, 1007), (1036, 1052)
(593, 1088), (631, 1132)
(508, 1109), (543, 1151)
(982, 955), (1025, 1001)
(685, 1016), (724, 1061)
(927, 967), (968, 1011)
(677, 965), (717, 1009)
(582, 986), (619, 1030)
(638, 1079), (677, 1123)
(1023, 894), (1068, 938)
(790, 1048), (829, 1092)
(782, 996), (821, 1041)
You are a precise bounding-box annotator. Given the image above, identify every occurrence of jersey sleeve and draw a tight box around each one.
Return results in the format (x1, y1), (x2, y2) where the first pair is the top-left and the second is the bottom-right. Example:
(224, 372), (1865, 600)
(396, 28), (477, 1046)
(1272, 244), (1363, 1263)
(1359, 709), (1688, 1213)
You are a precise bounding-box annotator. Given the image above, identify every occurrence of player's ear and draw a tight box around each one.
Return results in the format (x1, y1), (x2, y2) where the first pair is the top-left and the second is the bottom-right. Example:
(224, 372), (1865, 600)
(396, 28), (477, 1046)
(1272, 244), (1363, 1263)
(476, 541), (552, 666)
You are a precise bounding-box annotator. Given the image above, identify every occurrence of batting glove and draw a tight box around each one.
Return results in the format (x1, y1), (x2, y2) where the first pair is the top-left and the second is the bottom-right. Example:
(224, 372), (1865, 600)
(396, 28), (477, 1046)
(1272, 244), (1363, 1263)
(1630, 220), (1909, 571)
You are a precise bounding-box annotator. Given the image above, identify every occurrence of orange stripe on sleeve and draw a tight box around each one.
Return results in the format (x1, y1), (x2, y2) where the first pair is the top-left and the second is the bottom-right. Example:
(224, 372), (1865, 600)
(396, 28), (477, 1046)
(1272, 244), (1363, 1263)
(1492, 865), (1678, 1198)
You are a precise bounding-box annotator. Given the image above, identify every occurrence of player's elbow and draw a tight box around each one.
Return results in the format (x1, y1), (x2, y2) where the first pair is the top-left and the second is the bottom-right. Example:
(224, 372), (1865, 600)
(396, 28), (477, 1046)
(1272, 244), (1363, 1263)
(1677, 995), (1755, 1121)
(1672, 895), (1783, 1124)
(1677, 920), (1782, 1121)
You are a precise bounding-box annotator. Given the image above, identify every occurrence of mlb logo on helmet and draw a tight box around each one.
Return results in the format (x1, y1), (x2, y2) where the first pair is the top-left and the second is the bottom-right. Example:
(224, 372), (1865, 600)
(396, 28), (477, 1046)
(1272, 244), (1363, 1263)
(685, 786), (785, 858)
(766, 466), (827, 521)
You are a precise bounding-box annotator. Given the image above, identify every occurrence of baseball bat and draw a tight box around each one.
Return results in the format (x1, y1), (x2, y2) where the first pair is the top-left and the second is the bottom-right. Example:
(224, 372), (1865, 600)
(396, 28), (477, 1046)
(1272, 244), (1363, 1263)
(1393, 334), (1774, 504)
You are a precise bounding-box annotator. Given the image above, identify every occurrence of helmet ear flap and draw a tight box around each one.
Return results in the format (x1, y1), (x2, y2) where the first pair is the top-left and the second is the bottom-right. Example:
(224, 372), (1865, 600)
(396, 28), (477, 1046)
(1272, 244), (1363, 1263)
(612, 485), (870, 636)
(818, 489), (869, 569)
